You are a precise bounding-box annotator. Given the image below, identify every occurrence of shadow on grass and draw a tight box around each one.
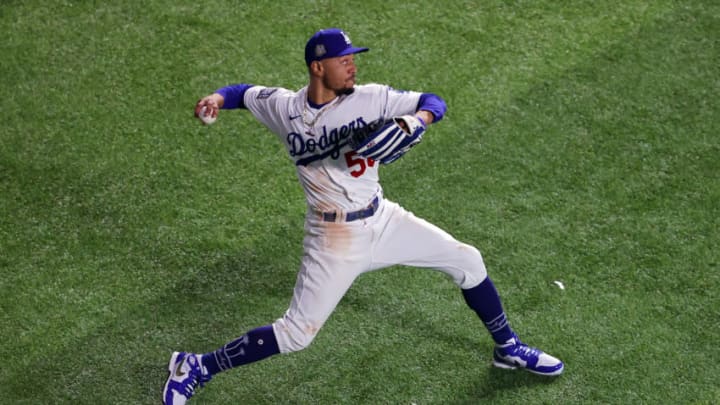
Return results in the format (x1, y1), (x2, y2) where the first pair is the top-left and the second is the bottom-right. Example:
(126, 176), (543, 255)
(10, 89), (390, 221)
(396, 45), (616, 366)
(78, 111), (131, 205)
(8, 244), (298, 404)
(455, 367), (562, 404)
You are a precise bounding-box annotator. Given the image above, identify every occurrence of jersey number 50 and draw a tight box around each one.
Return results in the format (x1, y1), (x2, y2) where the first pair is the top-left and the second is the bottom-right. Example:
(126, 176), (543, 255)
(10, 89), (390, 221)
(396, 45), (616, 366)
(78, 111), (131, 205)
(345, 151), (376, 178)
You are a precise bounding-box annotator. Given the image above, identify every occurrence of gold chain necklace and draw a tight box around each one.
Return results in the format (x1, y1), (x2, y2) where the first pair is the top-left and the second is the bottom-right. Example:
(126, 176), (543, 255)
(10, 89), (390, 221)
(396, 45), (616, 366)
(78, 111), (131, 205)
(302, 96), (344, 136)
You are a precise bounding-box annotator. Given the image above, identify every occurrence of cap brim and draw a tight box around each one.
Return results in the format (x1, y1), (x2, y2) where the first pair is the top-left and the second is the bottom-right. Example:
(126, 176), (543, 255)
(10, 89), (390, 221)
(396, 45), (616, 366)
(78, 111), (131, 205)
(338, 46), (369, 57)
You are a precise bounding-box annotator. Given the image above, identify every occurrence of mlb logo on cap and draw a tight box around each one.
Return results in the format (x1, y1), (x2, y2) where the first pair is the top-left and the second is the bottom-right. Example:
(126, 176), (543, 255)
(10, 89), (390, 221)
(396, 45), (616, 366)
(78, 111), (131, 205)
(304, 28), (369, 65)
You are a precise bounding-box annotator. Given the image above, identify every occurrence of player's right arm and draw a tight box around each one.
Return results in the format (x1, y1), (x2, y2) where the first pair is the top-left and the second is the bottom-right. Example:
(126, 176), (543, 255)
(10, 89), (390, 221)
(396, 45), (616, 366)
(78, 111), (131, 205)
(194, 93), (223, 121)
(194, 84), (254, 122)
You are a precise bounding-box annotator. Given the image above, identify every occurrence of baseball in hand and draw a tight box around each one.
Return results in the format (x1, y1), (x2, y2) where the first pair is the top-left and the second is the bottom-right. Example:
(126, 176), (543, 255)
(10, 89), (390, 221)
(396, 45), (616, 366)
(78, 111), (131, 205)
(198, 105), (217, 125)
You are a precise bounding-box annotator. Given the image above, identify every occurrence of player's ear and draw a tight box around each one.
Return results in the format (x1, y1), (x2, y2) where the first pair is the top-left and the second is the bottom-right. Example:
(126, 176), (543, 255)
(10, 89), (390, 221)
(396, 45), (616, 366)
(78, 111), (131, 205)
(309, 60), (323, 76)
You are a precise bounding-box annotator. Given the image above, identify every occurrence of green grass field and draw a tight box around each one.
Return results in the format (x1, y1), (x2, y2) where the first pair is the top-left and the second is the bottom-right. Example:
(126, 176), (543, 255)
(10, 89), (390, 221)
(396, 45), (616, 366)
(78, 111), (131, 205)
(1, 1), (718, 404)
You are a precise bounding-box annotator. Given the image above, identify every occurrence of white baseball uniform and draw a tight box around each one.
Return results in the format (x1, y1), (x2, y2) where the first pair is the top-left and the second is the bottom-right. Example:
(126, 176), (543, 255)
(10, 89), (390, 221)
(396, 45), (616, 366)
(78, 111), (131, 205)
(240, 83), (488, 353)
(164, 29), (560, 405)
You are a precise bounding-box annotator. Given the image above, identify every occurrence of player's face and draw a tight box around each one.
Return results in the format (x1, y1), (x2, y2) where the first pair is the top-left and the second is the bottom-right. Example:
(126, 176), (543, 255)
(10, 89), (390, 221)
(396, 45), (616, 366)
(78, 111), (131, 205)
(320, 54), (357, 94)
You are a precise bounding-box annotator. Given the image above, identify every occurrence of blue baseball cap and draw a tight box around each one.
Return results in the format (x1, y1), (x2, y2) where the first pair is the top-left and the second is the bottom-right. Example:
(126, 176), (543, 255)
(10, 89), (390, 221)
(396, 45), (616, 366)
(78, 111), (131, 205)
(304, 28), (369, 66)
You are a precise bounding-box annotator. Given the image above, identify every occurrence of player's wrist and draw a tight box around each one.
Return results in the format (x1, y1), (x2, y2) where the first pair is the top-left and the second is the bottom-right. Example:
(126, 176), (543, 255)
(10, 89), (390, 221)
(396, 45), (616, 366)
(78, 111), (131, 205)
(415, 110), (433, 126)
(211, 93), (225, 108)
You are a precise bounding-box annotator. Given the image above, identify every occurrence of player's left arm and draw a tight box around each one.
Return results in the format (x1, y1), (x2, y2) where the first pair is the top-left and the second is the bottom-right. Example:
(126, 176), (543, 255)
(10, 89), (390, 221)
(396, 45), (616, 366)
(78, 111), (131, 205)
(394, 92), (447, 135)
(414, 92), (447, 126)
(351, 92), (448, 164)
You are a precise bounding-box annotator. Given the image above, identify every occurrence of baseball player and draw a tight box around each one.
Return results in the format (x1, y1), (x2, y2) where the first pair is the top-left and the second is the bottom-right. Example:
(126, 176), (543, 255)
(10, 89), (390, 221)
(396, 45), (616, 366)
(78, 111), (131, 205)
(163, 28), (564, 405)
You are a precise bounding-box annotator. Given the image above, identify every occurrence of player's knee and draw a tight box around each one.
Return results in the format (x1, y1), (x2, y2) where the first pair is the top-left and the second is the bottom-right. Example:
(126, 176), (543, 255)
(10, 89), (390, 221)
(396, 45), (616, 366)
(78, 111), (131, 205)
(272, 317), (319, 353)
(455, 243), (488, 289)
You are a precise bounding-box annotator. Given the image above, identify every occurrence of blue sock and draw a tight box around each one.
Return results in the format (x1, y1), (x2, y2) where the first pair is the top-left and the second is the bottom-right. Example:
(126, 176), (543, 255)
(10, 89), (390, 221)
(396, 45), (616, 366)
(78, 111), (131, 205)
(201, 324), (280, 376)
(462, 277), (514, 345)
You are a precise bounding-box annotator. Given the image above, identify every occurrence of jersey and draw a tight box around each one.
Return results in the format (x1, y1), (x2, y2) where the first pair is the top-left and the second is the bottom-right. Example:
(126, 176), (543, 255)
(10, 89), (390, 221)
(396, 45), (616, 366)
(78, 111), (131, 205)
(217, 81), (486, 356)
(241, 84), (422, 212)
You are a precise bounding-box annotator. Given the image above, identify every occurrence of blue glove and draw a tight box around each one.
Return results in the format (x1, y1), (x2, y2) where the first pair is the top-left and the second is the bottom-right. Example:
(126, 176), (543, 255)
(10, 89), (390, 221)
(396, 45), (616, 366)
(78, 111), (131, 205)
(350, 115), (426, 164)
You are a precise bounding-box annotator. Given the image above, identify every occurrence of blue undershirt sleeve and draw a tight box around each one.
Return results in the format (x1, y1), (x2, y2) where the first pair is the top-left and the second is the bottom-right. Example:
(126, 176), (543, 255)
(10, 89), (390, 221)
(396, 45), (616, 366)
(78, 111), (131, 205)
(216, 84), (254, 109)
(417, 93), (447, 123)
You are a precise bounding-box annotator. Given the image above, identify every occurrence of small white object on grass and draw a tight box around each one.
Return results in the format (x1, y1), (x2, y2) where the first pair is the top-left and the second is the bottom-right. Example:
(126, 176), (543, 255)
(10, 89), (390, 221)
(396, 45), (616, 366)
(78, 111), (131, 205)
(553, 280), (565, 290)
(198, 106), (217, 125)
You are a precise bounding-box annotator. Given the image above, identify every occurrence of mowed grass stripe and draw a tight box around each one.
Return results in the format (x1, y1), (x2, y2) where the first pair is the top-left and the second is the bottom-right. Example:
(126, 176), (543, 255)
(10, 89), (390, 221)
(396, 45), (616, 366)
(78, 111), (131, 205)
(1, 1), (718, 403)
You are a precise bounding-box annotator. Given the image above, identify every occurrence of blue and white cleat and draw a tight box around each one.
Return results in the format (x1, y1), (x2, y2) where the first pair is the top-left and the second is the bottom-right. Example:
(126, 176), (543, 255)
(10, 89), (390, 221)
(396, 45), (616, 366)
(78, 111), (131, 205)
(493, 333), (564, 376)
(163, 352), (211, 405)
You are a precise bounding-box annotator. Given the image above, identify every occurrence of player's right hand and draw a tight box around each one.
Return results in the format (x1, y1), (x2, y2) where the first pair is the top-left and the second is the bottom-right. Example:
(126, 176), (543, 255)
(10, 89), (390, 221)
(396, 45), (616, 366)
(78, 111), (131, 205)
(194, 94), (224, 123)
(194, 98), (217, 119)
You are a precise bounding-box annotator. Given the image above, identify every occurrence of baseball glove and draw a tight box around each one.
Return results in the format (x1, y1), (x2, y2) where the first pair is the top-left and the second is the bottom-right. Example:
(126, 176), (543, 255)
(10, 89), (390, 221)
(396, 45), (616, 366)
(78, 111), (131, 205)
(349, 115), (426, 164)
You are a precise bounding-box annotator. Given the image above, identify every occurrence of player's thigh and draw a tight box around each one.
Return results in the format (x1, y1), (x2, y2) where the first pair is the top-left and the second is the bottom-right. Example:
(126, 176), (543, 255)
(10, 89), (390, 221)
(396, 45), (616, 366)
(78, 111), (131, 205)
(285, 251), (360, 328)
(275, 221), (372, 352)
(370, 201), (486, 288)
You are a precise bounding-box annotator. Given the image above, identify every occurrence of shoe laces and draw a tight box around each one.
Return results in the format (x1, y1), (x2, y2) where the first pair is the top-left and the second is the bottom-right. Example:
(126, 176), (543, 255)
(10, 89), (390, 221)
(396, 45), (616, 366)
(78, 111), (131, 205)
(507, 342), (540, 358)
(182, 356), (211, 396)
